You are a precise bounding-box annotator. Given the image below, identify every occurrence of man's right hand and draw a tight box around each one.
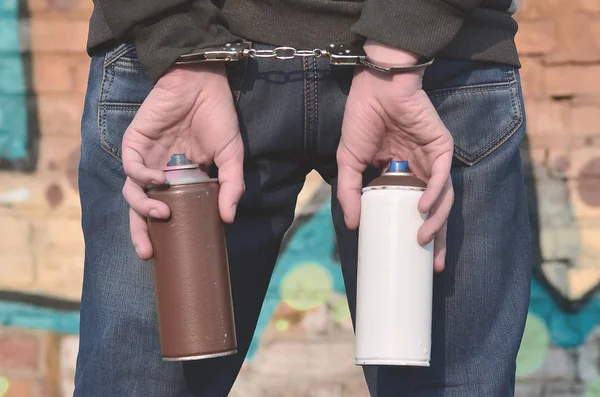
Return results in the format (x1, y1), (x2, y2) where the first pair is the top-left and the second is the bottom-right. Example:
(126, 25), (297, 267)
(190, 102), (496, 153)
(337, 41), (454, 272)
(121, 64), (245, 260)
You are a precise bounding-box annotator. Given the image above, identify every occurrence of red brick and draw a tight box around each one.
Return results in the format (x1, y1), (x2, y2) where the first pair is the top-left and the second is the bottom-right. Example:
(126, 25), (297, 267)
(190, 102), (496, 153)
(519, 57), (545, 99)
(537, 0), (578, 14)
(37, 94), (84, 137)
(514, 0), (549, 20)
(526, 133), (574, 149)
(32, 55), (77, 94)
(514, 0), (535, 18)
(578, 0), (600, 13)
(524, 100), (570, 136)
(29, 20), (89, 53)
(47, 0), (84, 12)
(548, 150), (571, 178)
(0, 216), (36, 287)
(74, 57), (92, 94)
(544, 14), (600, 64)
(515, 20), (556, 54)
(37, 136), (81, 173)
(27, 0), (94, 15)
(545, 65), (600, 96)
(0, 335), (39, 371)
(572, 95), (600, 106)
(4, 378), (33, 397)
(571, 106), (600, 136)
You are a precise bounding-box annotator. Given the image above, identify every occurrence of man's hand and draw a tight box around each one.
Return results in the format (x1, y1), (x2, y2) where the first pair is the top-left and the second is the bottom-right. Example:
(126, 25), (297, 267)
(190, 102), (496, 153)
(121, 64), (244, 260)
(337, 40), (454, 272)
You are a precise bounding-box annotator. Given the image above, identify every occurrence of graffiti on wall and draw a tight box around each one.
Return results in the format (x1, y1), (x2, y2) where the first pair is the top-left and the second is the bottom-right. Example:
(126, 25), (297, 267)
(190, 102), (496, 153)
(0, 0), (38, 170)
(514, 140), (600, 395)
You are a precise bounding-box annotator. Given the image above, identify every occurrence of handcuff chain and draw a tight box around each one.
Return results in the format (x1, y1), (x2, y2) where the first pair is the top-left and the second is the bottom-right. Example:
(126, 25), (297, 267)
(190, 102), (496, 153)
(176, 42), (433, 72)
(246, 47), (326, 60)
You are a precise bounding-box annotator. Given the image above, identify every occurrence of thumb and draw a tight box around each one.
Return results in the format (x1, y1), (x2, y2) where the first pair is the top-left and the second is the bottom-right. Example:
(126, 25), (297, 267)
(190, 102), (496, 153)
(214, 135), (245, 223)
(336, 142), (366, 230)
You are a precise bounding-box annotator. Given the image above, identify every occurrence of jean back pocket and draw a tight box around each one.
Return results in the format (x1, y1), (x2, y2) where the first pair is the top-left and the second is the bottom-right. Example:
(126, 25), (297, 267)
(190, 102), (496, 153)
(425, 61), (524, 166)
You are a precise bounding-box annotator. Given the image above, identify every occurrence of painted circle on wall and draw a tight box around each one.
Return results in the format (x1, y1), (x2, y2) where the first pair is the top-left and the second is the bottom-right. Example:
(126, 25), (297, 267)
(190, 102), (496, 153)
(330, 294), (351, 322)
(516, 313), (551, 378)
(280, 263), (332, 311)
(586, 378), (600, 397)
(0, 377), (8, 397)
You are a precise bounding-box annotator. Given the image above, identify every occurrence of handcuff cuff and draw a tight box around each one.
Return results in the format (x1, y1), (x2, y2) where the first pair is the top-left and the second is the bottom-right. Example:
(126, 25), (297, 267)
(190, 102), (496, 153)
(175, 41), (434, 73)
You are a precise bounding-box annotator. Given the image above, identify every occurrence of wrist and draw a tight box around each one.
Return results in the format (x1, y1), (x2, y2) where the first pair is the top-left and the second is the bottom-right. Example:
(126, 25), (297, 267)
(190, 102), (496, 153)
(363, 39), (420, 66)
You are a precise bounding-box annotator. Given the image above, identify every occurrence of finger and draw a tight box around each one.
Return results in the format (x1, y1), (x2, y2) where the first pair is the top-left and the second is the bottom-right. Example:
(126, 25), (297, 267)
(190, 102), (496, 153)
(418, 153), (452, 214)
(417, 177), (453, 245)
(122, 178), (170, 219)
(129, 208), (153, 260)
(122, 146), (166, 186)
(336, 145), (366, 230)
(214, 137), (245, 223)
(433, 222), (448, 272)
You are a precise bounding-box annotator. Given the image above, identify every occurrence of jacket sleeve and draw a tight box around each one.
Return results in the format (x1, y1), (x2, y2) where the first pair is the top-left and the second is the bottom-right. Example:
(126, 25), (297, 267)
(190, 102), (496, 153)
(95, 0), (240, 81)
(351, 0), (482, 58)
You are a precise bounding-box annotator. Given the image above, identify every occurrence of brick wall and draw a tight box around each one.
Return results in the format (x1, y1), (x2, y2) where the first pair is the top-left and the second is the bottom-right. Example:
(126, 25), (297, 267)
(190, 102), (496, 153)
(0, 0), (599, 396)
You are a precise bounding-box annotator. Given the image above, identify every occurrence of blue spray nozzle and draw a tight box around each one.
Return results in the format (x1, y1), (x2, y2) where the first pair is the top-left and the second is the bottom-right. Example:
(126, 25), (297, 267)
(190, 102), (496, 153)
(386, 160), (409, 173)
(167, 154), (192, 166)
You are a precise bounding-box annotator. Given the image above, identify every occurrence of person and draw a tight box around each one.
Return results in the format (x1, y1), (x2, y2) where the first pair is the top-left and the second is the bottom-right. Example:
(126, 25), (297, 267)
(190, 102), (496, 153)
(74, 0), (531, 395)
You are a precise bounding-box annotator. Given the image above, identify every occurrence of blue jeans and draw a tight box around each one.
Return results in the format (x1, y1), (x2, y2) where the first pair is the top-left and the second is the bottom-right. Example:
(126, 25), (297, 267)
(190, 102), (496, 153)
(75, 43), (531, 396)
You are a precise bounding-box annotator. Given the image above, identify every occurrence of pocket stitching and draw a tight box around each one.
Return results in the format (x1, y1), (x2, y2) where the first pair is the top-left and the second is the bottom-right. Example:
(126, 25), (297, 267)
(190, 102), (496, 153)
(98, 102), (142, 161)
(452, 82), (522, 165)
(98, 56), (125, 161)
(104, 43), (136, 68)
(113, 58), (145, 71)
(427, 81), (515, 99)
(429, 74), (522, 166)
(97, 54), (120, 161)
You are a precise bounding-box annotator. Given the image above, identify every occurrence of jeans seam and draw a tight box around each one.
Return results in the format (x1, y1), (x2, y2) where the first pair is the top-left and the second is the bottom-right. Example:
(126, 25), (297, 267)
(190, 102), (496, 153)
(313, 56), (319, 154)
(97, 58), (122, 162)
(303, 57), (311, 153)
(303, 57), (318, 154)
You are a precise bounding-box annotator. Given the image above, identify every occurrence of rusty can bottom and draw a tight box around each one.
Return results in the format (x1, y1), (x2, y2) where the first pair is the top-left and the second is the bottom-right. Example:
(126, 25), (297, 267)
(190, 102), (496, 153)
(162, 349), (238, 362)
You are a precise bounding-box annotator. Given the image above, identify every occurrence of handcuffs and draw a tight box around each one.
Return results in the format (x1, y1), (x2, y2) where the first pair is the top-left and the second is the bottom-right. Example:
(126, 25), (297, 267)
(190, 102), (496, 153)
(175, 41), (434, 73)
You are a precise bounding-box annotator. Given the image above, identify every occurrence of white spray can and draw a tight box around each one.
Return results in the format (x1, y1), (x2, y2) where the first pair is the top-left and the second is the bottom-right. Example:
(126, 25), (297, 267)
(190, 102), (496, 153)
(355, 160), (434, 366)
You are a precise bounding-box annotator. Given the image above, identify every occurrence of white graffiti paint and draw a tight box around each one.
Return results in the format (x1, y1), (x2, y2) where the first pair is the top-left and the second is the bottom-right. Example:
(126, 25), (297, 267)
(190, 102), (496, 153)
(0, 187), (30, 204)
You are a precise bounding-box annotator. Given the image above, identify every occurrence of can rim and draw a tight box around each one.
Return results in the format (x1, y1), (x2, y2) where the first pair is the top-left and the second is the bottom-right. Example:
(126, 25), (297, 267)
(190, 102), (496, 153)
(382, 171), (413, 177)
(145, 178), (218, 191)
(362, 185), (425, 193)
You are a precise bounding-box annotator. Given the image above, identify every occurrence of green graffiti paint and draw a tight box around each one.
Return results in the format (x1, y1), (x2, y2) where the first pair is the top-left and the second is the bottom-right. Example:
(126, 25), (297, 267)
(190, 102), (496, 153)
(0, 377), (9, 397)
(516, 313), (550, 378)
(586, 378), (600, 397)
(280, 263), (333, 311)
(276, 320), (290, 332)
(330, 294), (351, 323)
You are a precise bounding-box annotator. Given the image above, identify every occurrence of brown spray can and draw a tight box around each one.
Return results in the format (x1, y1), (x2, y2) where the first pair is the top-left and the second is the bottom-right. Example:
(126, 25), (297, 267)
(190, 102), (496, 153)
(145, 153), (237, 361)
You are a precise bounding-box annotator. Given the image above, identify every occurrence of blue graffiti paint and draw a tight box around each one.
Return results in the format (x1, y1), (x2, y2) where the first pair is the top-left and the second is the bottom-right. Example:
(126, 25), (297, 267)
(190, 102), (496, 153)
(0, 0), (29, 161)
(247, 200), (345, 359)
(0, 301), (79, 334)
(529, 277), (600, 348)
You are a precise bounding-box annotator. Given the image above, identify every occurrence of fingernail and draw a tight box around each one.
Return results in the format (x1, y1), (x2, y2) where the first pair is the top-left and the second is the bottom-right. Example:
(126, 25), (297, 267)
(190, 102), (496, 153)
(150, 180), (160, 185)
(231, 204), (237, 219)
(149, 208), (159, 218)
(134, 245), (140, 257)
